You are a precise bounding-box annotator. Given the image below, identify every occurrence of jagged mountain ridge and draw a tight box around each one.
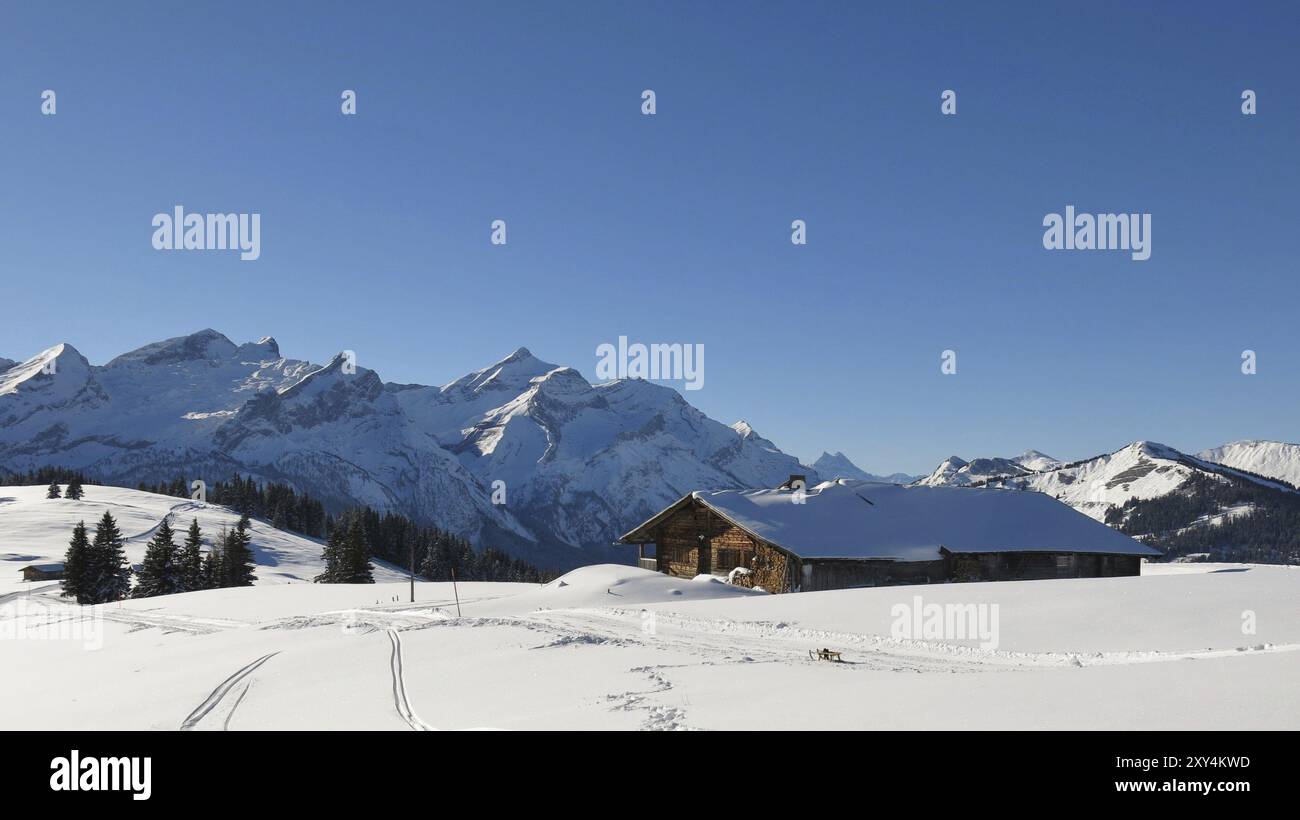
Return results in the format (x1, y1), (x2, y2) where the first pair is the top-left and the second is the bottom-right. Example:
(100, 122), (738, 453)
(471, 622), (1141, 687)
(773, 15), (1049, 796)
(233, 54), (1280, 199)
(0, 331), (822, 569)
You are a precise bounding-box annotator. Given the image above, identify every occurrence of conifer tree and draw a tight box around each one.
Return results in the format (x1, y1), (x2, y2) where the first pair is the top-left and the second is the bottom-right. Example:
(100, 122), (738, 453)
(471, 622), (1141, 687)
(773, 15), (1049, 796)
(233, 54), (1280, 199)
(225, 514), (257, 587)
(88, 510), (131, 603)
(61, 521), (91, 603)
(315, 520), (345, 583)
(342, 512), (374, 584)
(64, 476), (84, 501)
(180, 518), (205, 592)
(46, 480), (62, 499)
(134, 517), (182, 598)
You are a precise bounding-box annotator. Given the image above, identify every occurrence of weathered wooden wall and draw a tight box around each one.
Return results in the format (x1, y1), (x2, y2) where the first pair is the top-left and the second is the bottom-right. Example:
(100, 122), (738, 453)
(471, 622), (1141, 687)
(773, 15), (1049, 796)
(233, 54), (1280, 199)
(947, 551), (1143, 582)
(652, 502), (758, 578)
(803, 558), (944, 591)
(651, 502), (798, 591)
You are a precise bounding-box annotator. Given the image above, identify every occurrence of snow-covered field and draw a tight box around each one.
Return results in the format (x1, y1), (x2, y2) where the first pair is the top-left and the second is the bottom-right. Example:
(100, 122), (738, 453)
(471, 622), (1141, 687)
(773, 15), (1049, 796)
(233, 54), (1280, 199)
(3, 555), (1297, 730)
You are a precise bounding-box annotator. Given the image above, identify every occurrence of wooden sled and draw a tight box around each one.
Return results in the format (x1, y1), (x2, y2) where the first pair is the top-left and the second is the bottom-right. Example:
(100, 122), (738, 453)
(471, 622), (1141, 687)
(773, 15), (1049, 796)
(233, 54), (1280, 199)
(809, 648), (842, 662)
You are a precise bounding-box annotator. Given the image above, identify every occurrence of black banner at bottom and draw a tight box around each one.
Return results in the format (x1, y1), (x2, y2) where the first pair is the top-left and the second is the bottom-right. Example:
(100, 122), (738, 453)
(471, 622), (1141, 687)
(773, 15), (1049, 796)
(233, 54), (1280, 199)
(4, 730), (1285, 807)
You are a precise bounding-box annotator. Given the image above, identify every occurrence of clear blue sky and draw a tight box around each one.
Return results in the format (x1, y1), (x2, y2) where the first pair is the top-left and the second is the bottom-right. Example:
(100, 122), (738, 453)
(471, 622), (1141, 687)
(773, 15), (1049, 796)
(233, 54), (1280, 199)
(2, 1), (1298, 474)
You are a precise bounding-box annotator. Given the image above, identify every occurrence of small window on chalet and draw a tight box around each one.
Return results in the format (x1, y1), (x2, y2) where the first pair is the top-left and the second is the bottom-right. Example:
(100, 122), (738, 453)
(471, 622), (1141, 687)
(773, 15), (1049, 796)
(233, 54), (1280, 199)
(714, 548), (750, 572)
(1055, 555), (1074, 569)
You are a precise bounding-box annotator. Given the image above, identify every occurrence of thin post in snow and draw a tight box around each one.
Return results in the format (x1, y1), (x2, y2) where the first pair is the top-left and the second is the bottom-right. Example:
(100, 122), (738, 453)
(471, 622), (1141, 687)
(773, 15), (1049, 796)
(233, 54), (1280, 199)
(450, 567), (462, 618)
(409, 537), (415, 603)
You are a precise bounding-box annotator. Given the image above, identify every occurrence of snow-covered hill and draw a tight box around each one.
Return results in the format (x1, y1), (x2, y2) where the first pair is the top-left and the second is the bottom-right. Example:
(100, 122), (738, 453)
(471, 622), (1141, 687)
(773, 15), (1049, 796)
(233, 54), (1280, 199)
(0, 331), (821, 568)
(1198, 440), (1300, 489)
(0, 484), (407, 590)
(2, 561), (1297, 730)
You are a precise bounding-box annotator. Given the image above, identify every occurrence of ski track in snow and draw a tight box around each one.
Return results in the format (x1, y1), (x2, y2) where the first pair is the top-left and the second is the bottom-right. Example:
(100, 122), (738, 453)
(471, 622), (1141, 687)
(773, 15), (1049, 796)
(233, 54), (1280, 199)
(101, 607), (248, 634)
(122, 500), (198, 544)
(222, 681), (253, 731)
(387, 628), (433, 731)
(180, 652), (279, 730)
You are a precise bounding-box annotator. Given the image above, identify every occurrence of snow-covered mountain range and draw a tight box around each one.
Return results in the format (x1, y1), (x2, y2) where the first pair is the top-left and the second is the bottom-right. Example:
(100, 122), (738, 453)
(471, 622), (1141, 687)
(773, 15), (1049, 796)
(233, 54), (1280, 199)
(5, 329), (1297, 567)
(0, 331), (828, 568)
(915, 441), (1296, 518)
(914, 441), (1300, 563)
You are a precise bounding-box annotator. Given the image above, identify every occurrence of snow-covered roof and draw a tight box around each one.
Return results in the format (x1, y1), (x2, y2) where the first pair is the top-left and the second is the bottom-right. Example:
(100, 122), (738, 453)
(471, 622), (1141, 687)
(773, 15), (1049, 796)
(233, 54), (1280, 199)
(625, 480), (1159, 562)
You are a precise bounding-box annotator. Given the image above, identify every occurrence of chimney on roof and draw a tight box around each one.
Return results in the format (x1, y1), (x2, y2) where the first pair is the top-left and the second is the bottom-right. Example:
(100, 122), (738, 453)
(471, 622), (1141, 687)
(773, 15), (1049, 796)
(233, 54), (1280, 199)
(778, 474), (807, 491)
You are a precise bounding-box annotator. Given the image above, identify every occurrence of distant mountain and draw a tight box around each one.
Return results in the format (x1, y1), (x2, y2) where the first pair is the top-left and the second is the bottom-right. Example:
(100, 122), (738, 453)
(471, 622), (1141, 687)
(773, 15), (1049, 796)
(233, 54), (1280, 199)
(916, 455), (1031, 487)
(1012, 449), (1063, 472)
(0, 357), (16, 374)
(0, 331), (820, 569)
(915, 449), (1062, 487)
(918, 441), (1300, 564)
(1198, 440), (1300, 489)
(812, 451), (918, 484)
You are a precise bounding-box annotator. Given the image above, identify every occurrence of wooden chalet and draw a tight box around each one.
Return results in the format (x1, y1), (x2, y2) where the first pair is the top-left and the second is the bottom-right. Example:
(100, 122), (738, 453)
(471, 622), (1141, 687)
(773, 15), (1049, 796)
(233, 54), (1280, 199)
(619, 477), (1160, 593)
(19, 563), (65, 581)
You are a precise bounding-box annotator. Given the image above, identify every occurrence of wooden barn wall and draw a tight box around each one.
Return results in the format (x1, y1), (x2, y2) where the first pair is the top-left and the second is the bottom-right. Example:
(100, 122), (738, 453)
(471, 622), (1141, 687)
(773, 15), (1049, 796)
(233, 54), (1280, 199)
(948, 552), (1144, 582)
(803, 559), (944, 592)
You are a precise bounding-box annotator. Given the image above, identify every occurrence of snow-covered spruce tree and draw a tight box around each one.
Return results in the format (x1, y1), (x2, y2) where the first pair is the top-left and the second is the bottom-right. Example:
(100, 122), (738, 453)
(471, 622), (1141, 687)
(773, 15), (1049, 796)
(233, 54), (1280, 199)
(61, 520), (91, 603)
(88, 510), (131, 603)
(64, 476), (84, 500)
(134, 517), (182, 598)
(46, 480), (62, 499)
(342, 512), (374, 584)
(180, 518), (205, 592)
(224, 513), (257, 587)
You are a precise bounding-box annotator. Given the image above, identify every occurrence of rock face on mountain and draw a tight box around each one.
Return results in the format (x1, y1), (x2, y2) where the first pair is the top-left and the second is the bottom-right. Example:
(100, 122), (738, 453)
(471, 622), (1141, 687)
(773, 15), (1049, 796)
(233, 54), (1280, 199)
(0, 331), (820, 569)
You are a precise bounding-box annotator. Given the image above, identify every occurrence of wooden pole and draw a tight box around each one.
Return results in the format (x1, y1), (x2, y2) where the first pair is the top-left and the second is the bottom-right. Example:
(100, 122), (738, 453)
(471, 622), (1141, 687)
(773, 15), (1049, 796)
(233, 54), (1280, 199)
(409, 537), (415, 603)
(450, 567), (462, 617)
